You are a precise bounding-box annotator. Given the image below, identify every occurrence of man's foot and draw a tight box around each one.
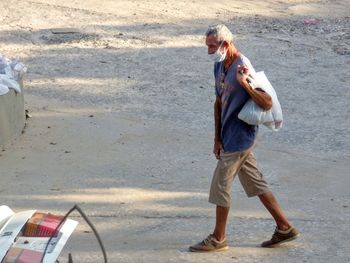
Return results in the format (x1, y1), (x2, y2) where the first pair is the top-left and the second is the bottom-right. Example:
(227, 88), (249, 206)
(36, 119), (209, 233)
(261, 227), (300, 247)
(189, 234), (229, 252)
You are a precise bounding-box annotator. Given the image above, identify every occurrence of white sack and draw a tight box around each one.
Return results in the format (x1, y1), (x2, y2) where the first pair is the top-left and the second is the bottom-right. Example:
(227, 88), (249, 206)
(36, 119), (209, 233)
(238, 71), (283, 131)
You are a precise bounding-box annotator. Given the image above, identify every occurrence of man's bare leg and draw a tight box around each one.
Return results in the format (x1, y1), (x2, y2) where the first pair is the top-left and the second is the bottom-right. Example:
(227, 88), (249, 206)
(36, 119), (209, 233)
(259, 191), (300, 247)
(212, 205), (230, 241)
(258, 191), (291, 230)
(189, 205), (230, 252)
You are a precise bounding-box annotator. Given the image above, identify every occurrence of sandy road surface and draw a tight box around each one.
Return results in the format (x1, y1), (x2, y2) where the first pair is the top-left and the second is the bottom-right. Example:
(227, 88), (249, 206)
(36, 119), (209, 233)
(1, 1), (349, 262)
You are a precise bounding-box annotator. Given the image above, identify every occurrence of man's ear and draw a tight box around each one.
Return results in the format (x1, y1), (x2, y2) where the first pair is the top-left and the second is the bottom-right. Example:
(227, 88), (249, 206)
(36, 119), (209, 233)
(222, 41), (230, 49)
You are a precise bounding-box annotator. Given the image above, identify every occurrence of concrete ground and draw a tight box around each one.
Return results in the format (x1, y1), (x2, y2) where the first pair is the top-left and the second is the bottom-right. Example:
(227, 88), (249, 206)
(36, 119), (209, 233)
(0, 0), (349, 262)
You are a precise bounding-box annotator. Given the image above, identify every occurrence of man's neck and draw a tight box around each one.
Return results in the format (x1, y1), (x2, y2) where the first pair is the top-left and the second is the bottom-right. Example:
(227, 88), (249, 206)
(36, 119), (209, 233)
(224, 46), (239, 71)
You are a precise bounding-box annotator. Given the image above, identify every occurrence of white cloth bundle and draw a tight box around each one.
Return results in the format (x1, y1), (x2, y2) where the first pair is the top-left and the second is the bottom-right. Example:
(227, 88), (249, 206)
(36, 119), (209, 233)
(0, 83), (9, 96)
(0, 55), (27, 94)
(0, 74), (21, 93)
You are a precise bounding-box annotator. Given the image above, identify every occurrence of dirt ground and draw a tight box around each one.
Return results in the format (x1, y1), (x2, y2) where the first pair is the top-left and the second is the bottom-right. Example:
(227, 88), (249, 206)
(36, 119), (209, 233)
(0, 1), (349, 262)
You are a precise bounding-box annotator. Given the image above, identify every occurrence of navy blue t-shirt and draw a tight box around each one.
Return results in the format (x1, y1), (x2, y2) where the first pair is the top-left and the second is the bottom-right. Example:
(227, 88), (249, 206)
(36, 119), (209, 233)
(214, 54), (258, 152)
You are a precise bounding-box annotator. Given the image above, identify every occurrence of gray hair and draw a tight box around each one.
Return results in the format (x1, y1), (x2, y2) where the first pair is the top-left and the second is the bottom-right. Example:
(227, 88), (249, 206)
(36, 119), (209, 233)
(205, 24), (234, 43)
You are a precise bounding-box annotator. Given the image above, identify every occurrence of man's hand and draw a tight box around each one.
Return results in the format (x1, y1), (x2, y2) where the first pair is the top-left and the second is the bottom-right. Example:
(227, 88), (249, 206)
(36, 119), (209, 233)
(213, 140), (224, 160)
(236, 64), (273, 111)
(236, 64), (250, 85)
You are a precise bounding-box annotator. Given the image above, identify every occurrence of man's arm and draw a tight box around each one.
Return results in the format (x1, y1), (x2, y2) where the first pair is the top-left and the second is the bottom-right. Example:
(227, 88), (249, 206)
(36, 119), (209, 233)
(214, 96), (223, 159)
(237, 65), (272, 111)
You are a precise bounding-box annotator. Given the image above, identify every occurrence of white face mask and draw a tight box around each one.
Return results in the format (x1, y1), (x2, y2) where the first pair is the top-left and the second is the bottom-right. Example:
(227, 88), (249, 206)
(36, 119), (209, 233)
(209, 42), (227, 62)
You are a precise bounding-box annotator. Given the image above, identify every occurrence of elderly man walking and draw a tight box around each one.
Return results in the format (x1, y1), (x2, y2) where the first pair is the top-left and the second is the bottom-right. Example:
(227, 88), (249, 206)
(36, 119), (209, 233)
(189, 25), (299, 252)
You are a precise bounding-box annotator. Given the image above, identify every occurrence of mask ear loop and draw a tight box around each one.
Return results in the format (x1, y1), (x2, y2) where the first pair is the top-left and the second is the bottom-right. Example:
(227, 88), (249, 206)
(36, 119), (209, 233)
(217, 41), (224, 53)
(40, 204), (108, 263)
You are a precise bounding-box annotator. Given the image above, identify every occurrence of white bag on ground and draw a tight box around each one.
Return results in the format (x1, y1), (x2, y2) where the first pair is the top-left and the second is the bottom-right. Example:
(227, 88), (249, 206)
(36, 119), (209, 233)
(238, 71), (283, 131)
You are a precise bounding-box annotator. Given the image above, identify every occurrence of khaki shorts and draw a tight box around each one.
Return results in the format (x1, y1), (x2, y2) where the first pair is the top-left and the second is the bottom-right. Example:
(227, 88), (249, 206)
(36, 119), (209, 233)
(209, 146), (270, 207)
